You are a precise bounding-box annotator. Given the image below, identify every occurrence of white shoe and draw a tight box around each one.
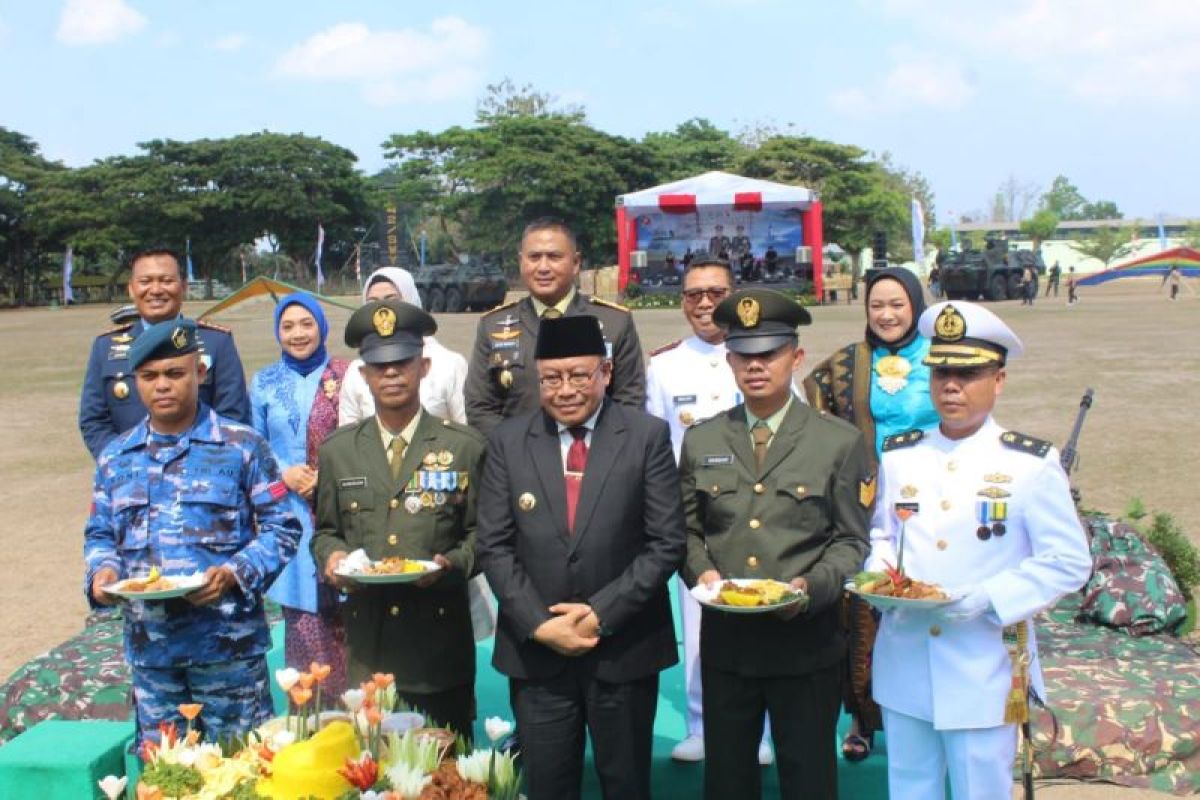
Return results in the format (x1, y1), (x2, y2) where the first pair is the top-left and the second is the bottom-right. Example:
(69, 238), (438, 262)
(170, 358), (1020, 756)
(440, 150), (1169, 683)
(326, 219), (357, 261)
(758, 741), (775, 766)
(671, 735), (705, 762)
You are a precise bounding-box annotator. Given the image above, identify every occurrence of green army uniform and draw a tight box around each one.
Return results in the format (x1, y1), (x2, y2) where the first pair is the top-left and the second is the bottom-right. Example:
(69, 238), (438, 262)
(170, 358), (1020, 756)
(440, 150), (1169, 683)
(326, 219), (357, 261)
(679, 288), (872, 800)
(311, 299), (485, 738)
(464, 290), (646, 435)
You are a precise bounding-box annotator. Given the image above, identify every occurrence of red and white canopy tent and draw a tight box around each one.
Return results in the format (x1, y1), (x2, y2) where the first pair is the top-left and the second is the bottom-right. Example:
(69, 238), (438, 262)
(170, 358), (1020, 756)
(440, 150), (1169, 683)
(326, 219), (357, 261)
(615, 171), (824, 296)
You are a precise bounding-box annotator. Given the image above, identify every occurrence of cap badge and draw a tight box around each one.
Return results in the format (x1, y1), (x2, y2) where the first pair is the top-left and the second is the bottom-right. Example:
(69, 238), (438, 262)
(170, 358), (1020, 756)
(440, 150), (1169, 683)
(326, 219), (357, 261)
(736, 297), (761, 328)
(170, 326), (188, 350)
(373, 306), (397, 337)
(934, 305), (966, 342)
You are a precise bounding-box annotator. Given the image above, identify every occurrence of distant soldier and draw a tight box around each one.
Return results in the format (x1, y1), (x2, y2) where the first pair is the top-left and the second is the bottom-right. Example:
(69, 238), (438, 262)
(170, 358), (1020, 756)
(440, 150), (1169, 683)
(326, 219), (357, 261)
(1166, 266), (1182, 300)
(868, 301), (1091, 799)
(1067, 267), (1079, 306)
(84, 319), (303, 745)
(79, 248), (250, 460)
(1045, 263), (1061, 297)
(730, 225), (752, 264)
(465, 217), (645, 436)
(709, 225), (731, 261)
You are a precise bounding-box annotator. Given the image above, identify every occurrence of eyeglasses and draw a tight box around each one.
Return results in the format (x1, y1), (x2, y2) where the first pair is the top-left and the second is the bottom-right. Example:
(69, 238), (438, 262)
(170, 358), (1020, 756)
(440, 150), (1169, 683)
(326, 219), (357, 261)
(682, 287), (731, 303)
(538, 363), (605, 390)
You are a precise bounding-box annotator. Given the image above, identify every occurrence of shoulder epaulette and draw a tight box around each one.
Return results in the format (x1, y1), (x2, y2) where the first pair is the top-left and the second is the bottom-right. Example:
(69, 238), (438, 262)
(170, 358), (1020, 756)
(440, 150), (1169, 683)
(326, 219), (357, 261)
(197, 319), (231, 334)
(102, 322), (134, 337)
(483, 298), (519, 315)
(882, 429), (924, 452)
(649, 339), (682, 358)
(589, 296), (630, 313)
(1000, 431), (1052, 458)
(439, 417), (486, 444)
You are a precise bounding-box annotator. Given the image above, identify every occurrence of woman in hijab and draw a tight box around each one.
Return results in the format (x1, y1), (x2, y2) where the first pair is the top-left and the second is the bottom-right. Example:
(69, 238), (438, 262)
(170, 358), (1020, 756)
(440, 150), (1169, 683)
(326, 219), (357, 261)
(250, 293), (350, 699)
(338, 266), (468, 426)
(802, 267), (940, 761)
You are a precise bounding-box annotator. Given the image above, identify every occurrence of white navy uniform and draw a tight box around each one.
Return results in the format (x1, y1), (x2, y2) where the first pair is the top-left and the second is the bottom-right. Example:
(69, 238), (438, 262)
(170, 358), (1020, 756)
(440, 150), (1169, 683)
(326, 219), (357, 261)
(645, 335), (744, 741)
(868, 301), (1092, 800)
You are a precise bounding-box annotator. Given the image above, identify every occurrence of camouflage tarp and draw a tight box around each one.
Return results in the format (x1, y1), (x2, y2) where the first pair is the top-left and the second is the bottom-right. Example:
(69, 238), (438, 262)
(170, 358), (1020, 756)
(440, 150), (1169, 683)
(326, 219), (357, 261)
(0, 610), (130, 744)
(1029, 516), (1200, 794)
(1078, 518), (1188, 635)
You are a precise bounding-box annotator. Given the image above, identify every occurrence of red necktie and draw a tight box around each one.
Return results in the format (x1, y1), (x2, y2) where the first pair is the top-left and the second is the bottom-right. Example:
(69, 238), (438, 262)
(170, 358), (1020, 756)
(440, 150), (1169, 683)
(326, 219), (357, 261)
(565, 426), (589, 533)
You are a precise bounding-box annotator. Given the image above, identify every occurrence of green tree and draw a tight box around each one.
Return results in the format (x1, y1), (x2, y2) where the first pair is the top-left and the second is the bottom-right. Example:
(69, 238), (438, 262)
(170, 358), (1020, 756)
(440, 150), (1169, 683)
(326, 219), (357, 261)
(0, 127), (65, 305)
(475, 78), (585, 123)
(1039, 175), (1086, 220)
(1067, 224), (1138, 264)
(642, 119), (743, 182)
(1019, 209), (1060, 254)
(1080, 199), (1122, 220)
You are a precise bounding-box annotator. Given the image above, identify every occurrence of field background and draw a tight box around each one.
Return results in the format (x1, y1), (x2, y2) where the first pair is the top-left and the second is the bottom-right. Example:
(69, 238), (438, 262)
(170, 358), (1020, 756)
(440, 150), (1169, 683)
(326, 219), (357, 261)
(1, 282), (1195, 798)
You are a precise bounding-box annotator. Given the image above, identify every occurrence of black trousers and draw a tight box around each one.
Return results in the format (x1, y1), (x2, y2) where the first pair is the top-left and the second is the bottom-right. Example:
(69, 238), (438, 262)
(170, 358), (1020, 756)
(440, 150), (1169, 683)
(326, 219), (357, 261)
(510, 663), (659, 800)
(397, 684), (475, 746)
(702, 663), (842, 800)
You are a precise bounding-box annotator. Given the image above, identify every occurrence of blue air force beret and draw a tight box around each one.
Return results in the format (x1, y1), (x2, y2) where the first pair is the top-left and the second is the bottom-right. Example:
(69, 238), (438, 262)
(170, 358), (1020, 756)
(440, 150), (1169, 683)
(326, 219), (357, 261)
(127, 318), (199, 370)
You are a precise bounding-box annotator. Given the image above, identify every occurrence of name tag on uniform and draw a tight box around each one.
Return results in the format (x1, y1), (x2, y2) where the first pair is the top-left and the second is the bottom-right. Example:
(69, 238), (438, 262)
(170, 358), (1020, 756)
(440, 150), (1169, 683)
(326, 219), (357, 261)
(107, 346), (130, 360)
(338, 477), (367, 489)
(490, 340), (518, 351)
(703, 455), (734, 466)
(672, 394), (697, 406)
(605, 341), (613, 358)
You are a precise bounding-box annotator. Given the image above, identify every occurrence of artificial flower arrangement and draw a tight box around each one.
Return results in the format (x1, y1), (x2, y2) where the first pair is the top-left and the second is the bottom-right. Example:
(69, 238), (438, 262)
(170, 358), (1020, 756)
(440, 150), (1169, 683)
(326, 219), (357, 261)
(100, 663), (523, 800)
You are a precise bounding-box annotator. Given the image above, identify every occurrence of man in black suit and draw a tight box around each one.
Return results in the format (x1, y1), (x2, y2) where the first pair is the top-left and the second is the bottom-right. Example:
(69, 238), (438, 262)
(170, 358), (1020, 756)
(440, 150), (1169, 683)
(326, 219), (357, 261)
(476, 314), (686, 800)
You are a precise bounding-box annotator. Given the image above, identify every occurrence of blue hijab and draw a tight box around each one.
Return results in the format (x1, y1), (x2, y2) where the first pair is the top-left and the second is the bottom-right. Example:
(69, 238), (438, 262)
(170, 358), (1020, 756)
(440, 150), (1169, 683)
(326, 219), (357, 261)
(275, 292), (329, 376)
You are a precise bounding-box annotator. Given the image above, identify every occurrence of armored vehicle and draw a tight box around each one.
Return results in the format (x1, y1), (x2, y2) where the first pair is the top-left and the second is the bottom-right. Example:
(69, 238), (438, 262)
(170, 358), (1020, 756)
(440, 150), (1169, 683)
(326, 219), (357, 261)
(939, 236), (1045, 301)
(413, 255), (509, 312)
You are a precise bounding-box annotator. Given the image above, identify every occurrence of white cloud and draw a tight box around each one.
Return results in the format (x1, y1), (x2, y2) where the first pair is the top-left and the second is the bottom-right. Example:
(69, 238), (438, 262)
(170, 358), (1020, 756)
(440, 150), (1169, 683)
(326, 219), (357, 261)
(211, 32), (249, 51)
(873, 0), (1200, 104)
(831, 50), (975, 115)
(273, 17), (488, 106)
(56, 0), (147, 45)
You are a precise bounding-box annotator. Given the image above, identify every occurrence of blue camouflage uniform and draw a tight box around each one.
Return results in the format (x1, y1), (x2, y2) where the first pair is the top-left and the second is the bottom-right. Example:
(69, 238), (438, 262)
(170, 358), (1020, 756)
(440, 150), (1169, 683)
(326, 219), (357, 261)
(83, 404), (304, 744)
(79, 318), (251, 460)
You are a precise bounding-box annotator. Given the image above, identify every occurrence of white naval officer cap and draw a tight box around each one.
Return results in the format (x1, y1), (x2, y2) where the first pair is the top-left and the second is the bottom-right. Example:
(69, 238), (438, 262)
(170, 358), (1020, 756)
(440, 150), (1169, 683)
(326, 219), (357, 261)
(918, 301), (1024, 367)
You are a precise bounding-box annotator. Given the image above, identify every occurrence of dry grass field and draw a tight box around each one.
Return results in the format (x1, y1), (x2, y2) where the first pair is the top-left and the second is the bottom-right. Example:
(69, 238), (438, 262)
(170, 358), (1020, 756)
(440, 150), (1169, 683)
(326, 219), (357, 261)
(0, 281), (1194, 798)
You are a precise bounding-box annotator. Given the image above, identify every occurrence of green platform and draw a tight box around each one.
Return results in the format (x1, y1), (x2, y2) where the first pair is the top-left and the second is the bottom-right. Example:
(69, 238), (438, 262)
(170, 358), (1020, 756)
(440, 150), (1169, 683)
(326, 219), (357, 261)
(0, 719), (134, 799)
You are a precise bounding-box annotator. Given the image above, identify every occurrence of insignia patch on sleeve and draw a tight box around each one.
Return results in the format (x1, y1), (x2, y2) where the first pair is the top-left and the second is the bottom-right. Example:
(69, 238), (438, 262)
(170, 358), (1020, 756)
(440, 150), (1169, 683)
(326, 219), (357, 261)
(859, 475), (877, 508)
(268, 481), (288, 501)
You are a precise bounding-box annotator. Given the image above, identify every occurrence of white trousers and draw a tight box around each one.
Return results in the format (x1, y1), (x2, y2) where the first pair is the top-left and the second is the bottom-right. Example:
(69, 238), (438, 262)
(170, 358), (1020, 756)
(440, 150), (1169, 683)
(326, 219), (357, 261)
(882, 707), (1017, 800)
(678, 576), (770, 742)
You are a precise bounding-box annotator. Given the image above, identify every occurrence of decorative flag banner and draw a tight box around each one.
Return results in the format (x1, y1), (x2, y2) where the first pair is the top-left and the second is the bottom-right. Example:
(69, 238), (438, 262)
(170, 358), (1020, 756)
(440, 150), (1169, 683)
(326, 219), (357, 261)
(63, 245), (75, 305)
(185, 238), (195, 283)
(911, 197), (926, 265)
(315, 223), (326, 290)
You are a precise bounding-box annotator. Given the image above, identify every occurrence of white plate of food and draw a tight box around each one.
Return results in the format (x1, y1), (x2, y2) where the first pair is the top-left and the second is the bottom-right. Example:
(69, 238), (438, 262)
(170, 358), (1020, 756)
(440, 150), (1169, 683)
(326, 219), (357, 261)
(690, 578), (808, 614)
(335, 557), (440, 584)
(104, 570), (207, 601)
(845, 570), (959, 610)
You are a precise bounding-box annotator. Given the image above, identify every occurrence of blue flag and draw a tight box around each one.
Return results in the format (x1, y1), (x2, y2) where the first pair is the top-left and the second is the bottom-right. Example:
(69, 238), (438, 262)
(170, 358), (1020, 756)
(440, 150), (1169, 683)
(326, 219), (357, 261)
(1157, 213), (1168, 251)
(185, 237), (195, 283)
(62, 245), (75, 304)
(314, 223), (326, 290)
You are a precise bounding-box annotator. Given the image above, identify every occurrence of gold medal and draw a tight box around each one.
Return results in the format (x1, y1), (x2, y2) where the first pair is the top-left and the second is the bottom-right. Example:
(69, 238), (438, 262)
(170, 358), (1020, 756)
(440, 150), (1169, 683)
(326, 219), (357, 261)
(499, 369), (514, 389)
(437, 450), (453, 467)
(900, 484), (919, 498)
(112, 380), (130, 400)
(518, 492), (536, 511)
(323, 378), (338, 399)
(679, 410), (695, 426)
(422, 452), (438, 467)
(420, 491), (435, 509)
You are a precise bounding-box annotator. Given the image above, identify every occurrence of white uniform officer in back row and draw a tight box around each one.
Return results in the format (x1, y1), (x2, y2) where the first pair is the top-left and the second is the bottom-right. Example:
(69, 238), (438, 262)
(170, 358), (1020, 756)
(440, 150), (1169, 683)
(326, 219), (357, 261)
(644, 254), (774, 767)
(866, 301), (1092, 799)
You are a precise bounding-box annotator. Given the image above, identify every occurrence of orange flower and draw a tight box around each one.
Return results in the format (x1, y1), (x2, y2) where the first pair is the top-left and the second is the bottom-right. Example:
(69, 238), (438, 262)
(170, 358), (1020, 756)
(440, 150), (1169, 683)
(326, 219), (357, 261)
(365, 706), (383, 726)
(360, 681), (378, 701)
(184, 730), (200, 746)
(136, 784), (164, 800)
(178, 703), (203, 721)
(310, 662), (332, 683)
(289, 686), (313, 706)
(372, 672), (394, 689)
(297, 672), (315, 689)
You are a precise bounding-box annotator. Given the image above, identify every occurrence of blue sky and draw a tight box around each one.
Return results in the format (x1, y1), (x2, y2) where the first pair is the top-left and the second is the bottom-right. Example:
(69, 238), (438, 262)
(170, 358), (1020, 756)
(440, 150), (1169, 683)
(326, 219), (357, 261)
(2, 0), (1196, 226)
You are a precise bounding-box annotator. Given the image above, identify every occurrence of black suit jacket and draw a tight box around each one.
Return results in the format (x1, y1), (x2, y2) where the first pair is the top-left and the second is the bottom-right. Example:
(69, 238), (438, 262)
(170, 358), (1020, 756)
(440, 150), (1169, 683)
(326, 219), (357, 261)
(476, 399), (685, 682)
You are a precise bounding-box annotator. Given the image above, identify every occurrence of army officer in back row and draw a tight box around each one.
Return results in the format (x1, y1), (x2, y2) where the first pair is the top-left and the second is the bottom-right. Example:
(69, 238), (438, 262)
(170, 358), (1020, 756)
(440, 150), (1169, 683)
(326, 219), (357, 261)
(681, 289), (872, 800)
(313, 299), (486, 740)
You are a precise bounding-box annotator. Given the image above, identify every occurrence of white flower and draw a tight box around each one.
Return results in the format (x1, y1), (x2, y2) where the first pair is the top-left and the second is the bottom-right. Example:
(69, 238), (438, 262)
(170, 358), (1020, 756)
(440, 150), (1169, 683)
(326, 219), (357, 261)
(97, 775), (127, 800)
(275, 667), (301, 692)
(456, 749), (492, 784)
(484, 716), (513, 743)
(175, 747), (197, 768)
(270, 729), (296, 751)
(341, 687), (365, 713)
(386, 763), (433, 797)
